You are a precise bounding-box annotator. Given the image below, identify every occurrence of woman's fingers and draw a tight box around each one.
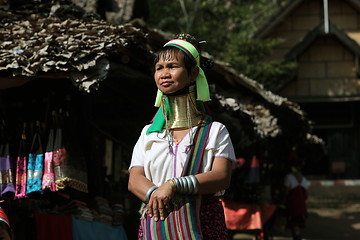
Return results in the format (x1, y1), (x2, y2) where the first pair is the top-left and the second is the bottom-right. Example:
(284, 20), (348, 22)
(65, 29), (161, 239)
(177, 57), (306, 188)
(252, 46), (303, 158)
(148, 198), (157, 219)
(148, 199), (171, 221)
(147, 184), (174, 221)
(158, 201), (167, 221)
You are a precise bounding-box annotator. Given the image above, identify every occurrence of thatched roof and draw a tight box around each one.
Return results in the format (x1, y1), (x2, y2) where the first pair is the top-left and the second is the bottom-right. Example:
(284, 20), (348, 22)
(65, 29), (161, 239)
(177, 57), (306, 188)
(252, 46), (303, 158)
(0, 7), (149, 91)
(0, 1), (323, 161)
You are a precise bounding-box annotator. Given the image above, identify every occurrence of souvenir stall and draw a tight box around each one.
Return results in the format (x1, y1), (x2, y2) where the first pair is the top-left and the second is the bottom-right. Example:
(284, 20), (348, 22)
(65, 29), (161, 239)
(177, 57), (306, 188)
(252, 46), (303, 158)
(0, 78), (129, 240)
(0, 3), (156, 239)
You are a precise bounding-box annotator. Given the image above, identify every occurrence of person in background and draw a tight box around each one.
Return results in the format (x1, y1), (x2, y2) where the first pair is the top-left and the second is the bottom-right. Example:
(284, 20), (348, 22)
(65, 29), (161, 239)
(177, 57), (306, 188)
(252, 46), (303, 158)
(0, 206), (12, 240)
(283, 156), (309, 240)
(128, 33), (236, 239)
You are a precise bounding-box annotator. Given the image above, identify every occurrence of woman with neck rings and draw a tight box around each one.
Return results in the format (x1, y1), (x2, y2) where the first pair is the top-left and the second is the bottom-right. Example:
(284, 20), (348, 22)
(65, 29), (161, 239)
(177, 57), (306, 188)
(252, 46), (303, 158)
(128, 34), (236, 239)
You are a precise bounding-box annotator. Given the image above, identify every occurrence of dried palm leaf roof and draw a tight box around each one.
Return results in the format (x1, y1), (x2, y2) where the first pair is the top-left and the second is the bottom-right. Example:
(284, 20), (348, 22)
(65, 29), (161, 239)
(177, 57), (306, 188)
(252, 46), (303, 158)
(0, 7), (150, 91)
(0, 4), (322, 159)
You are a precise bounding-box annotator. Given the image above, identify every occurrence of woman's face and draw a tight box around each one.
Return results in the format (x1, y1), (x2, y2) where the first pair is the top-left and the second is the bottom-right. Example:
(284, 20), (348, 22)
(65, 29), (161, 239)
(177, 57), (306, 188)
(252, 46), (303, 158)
(154, 51), (197, 95)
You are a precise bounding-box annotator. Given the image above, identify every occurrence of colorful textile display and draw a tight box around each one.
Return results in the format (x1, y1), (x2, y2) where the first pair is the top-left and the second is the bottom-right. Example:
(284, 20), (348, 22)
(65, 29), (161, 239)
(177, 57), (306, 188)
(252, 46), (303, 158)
(14, 134), (28, 199)
(26, 129), (44, 194)
(42, 129), (56, 191)
(0, 143), (15, 196)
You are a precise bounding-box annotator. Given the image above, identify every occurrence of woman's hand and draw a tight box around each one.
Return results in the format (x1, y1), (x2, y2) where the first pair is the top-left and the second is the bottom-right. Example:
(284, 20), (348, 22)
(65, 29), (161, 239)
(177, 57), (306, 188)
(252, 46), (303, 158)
(147, 181), (176, 221)
(128, 168), (176, 221)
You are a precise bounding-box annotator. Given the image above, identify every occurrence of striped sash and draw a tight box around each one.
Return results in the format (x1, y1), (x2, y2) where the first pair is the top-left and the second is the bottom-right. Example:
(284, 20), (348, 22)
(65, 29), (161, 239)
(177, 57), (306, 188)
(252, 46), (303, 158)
(140, 116), (212, 239)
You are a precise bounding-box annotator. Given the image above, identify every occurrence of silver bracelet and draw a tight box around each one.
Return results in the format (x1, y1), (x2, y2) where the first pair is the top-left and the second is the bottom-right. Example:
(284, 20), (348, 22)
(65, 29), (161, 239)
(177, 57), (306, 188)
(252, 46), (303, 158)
(145, 186), (158, 203)
(189, 175), (199, 194)
(172, 175), (199, 195)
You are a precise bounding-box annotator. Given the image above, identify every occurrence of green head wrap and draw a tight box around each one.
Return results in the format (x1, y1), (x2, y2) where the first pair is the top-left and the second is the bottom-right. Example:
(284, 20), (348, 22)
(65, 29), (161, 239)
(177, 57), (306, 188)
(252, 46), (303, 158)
(154, 39), (211, 107)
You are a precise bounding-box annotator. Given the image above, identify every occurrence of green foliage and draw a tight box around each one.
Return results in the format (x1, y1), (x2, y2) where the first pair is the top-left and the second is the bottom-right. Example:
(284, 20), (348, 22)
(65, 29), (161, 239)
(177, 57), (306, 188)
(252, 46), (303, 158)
(147, 0), (296, 90)
(222, 36), (297, 91)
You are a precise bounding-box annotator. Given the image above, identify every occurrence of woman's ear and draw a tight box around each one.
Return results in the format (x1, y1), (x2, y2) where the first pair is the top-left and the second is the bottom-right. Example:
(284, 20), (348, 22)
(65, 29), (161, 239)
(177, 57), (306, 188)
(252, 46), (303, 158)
(190, 66), (199, 83)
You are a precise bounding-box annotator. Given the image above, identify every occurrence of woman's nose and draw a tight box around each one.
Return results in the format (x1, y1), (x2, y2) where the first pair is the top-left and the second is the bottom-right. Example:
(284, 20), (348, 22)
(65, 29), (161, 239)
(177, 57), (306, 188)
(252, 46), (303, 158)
(160, 69), (171, 78)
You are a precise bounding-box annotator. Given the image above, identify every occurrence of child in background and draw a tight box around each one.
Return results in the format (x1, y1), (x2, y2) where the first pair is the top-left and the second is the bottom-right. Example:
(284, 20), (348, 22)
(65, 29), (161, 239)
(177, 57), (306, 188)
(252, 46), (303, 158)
(283, 156), (309, 240)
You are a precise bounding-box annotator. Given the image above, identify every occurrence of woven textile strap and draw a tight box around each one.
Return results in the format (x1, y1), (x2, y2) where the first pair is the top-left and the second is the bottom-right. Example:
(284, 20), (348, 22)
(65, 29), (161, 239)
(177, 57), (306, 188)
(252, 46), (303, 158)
(15, 137), (28, 199)
(42, 151), (56, 191)
(26, 153), (44, 194)
(140, 116), (212, 239)
(14, 156), (27, 199)
(26, 131), (44, 194)
(42, 128), (56, 191)
(181, 116), (212, 176)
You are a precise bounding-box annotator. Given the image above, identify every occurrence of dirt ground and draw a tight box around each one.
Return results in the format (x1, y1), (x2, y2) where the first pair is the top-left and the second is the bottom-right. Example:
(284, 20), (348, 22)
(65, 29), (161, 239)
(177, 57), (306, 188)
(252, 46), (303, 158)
(233, 204), (360, 240)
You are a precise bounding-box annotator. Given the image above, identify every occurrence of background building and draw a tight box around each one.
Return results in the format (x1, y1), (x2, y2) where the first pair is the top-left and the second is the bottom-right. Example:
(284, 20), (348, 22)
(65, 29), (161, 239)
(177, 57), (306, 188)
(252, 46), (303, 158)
(255, 0), (360, 179)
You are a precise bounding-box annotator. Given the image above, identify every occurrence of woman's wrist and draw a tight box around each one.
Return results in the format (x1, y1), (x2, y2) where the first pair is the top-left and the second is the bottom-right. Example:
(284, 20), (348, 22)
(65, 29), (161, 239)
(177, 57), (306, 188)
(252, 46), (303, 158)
(167, 179), (177, 191)
(171, 175), (199, 195)
(145, 186), (158, 203)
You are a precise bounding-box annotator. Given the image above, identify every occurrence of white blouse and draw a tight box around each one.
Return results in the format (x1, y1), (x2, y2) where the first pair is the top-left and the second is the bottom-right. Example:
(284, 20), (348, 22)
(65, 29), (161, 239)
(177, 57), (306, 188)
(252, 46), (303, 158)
(284, 173), (309, 190)
(129, 121), (236, 187)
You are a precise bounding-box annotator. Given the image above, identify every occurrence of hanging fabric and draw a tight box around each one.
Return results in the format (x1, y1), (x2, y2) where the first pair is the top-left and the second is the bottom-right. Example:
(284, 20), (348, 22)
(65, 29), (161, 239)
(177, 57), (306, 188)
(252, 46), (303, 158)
(42, 128), (56, 191)
(14, 132), (28, 199)
(0, 122), (15, 196)
(53, 120), (88, 193)
(0, 143), (15, 196)
(26, 124), (44, 195)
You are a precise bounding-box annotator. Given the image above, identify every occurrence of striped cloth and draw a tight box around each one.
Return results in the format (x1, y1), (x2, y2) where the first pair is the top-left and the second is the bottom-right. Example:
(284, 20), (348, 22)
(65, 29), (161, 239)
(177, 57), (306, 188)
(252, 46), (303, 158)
(140, 116), (212, 239)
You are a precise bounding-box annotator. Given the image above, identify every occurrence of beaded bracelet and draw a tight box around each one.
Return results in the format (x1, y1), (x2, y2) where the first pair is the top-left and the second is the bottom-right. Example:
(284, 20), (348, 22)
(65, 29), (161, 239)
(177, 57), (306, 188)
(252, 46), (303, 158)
(145, 186), (158, 203)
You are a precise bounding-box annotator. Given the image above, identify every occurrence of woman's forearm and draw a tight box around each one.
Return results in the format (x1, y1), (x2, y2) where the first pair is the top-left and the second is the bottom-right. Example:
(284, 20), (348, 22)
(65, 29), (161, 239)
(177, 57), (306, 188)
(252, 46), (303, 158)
(129, 158), (234, 200)
(128, 167), (155, 202)
(196, 157), (234, 195)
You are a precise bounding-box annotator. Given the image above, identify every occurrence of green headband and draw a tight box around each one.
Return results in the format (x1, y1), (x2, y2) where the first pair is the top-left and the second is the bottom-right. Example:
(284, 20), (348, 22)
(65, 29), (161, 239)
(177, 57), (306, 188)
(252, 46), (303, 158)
(154, 39), (211, 107)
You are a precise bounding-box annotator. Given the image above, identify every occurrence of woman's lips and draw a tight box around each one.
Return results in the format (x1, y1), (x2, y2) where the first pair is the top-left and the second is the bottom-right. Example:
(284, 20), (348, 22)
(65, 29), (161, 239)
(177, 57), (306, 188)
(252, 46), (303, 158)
(161, 81), (173, 87)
